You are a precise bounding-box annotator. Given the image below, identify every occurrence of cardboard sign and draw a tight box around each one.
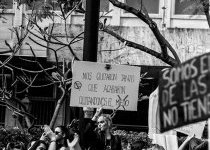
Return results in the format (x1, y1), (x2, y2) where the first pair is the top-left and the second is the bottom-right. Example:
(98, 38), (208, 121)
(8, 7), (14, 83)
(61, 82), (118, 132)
(159, 52), (210, 132)
(70, 61), (140, 111)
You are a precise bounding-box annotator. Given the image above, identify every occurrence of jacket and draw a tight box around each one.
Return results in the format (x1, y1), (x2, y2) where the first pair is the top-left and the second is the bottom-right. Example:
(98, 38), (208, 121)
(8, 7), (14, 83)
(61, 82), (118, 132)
(84, 120), (122, 150)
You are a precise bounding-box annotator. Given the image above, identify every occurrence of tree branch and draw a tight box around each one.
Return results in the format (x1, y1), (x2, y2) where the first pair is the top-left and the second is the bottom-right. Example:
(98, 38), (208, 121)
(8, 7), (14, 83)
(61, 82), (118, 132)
(102, 28), (178, 66)
(49, 85), (66, 128)
(109, 0), (181, 66)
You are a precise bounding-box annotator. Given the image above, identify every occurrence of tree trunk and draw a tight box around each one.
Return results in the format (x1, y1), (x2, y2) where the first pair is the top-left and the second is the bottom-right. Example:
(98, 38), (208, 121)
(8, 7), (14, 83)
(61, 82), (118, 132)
(49, 86), (66, 128)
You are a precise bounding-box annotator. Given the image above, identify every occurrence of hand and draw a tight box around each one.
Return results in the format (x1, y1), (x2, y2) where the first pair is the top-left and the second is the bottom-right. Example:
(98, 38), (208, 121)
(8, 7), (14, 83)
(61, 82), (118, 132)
(67, 133), (79, 148)
(95, 107), (103, 116)
(40, 133), (48, 141)
(92, 107), (103, 121)
(43, 125), (56, 141)
(43, 125), (52, 134)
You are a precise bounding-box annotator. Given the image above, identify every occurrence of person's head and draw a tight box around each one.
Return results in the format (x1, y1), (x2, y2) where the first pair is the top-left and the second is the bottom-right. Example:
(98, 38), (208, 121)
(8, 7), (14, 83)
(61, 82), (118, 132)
(131, 141), (146, 150)
(54, 126), (69, 142)
(150, 144), (165, 150)
(28, 140), (47, 150)
(97, 114), (112, 132)
(83, 107), (94, 118)
(6, 142), (25, 150)
(35, 143), (47, 150)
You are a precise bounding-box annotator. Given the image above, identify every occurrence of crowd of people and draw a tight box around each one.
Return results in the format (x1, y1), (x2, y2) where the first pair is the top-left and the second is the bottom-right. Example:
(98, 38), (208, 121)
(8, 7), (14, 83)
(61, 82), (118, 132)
(0, 107), (209, 150)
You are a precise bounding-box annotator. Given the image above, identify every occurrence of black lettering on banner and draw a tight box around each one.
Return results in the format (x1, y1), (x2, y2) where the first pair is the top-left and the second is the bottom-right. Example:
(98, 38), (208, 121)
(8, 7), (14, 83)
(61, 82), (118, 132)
(159, 53), (210, 132)
(78, 96), (113, 107)
(82, 72), (92, 80)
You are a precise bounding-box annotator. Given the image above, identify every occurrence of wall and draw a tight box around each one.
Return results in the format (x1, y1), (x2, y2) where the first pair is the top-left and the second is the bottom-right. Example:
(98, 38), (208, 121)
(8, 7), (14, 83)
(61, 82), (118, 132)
(100, 27), (210, 65)
(47, 24), (210, 66)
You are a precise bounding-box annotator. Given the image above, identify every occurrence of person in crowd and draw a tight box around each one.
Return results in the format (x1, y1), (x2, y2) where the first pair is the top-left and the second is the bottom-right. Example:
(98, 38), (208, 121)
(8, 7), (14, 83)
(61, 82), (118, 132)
(44, 125), (81, 150)
(130, 140), (147, 150)
(3, 127), (28, 150)
(149, 144), (165, 150)
(5, 142), (26, 150)
(27, 133), (48, 150)
(81, 107), (95, 149)
(178, 122), (208, 150)
(84, 107), (122, 150)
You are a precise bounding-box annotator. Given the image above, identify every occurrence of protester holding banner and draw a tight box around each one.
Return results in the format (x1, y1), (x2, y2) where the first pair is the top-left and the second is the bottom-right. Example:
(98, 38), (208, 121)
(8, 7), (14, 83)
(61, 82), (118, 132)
(84, 107), (122, 150)
(82, 107), (95, 149)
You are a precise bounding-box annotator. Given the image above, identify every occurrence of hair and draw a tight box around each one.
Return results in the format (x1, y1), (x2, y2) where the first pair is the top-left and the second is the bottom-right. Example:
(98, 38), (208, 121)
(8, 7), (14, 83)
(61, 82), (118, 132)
(6, 142), (26, 150)
(55, 126), (69, 147)
(98, 114), (113, 128)
(56, 126), (69, 135)
(151, 144), (165, 150)
(131, 141), (146, 150)
(27, 140), (47, 150)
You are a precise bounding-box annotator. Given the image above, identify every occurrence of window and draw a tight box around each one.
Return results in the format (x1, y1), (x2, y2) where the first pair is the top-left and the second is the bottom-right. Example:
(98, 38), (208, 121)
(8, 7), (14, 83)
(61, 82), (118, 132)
(175, 0), (204, 15)
(0, 0), (13, 9)
(27, 0), (59, 11)
(27, 0), (110, 12)
(100, 0), (110, 12)
(83, 0), (110, 12)
(30, 98), (56, 125)
(125, 0), (159, 14)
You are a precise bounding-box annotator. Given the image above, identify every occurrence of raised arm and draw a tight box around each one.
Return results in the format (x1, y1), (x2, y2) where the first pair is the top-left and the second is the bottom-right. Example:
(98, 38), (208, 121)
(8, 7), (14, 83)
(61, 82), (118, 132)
(178, 135), (194, 150)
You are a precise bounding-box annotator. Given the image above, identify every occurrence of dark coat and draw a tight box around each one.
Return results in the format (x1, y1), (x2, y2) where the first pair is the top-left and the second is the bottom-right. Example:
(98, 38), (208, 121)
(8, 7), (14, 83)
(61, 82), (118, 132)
(84, 120), (122, 150)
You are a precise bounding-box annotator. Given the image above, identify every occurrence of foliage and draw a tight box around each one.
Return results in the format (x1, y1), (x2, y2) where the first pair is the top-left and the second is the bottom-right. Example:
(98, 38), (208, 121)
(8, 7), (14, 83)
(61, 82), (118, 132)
(0, 126), (32, 149)
(114, 130), (152, 148)
(17, 0), (85, 15)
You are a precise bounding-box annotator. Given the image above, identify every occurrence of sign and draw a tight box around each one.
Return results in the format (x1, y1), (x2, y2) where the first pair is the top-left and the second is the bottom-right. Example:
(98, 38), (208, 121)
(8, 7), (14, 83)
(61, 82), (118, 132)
(152, 134), (178, 150)
(148, 87), (160, 138)
(70, 61), (141, 111)
(159, 52), (210, 132)
(175, 121), (206, 138)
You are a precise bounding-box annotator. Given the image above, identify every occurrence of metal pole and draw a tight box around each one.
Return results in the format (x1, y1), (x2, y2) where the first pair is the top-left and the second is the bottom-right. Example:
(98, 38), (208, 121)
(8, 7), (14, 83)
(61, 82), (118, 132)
(83, 0), (100, 61)
(80, 0), (100, 147)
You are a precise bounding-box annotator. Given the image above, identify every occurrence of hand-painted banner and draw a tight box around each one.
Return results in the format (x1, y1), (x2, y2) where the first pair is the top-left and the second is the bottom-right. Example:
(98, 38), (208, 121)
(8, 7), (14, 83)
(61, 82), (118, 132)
(70, 61), (140, 111)
(159, 52), (210, 132)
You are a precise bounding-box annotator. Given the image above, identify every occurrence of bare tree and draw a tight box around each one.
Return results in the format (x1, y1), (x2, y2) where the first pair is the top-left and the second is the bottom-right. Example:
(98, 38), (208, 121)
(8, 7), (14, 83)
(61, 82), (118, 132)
(1, 0), (197, 129)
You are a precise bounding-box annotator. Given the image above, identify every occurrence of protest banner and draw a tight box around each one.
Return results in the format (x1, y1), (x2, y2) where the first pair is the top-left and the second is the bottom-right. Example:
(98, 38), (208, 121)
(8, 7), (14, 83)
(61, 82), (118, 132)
(70, 61), (141, 111)
(159, 52), (210, 132)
